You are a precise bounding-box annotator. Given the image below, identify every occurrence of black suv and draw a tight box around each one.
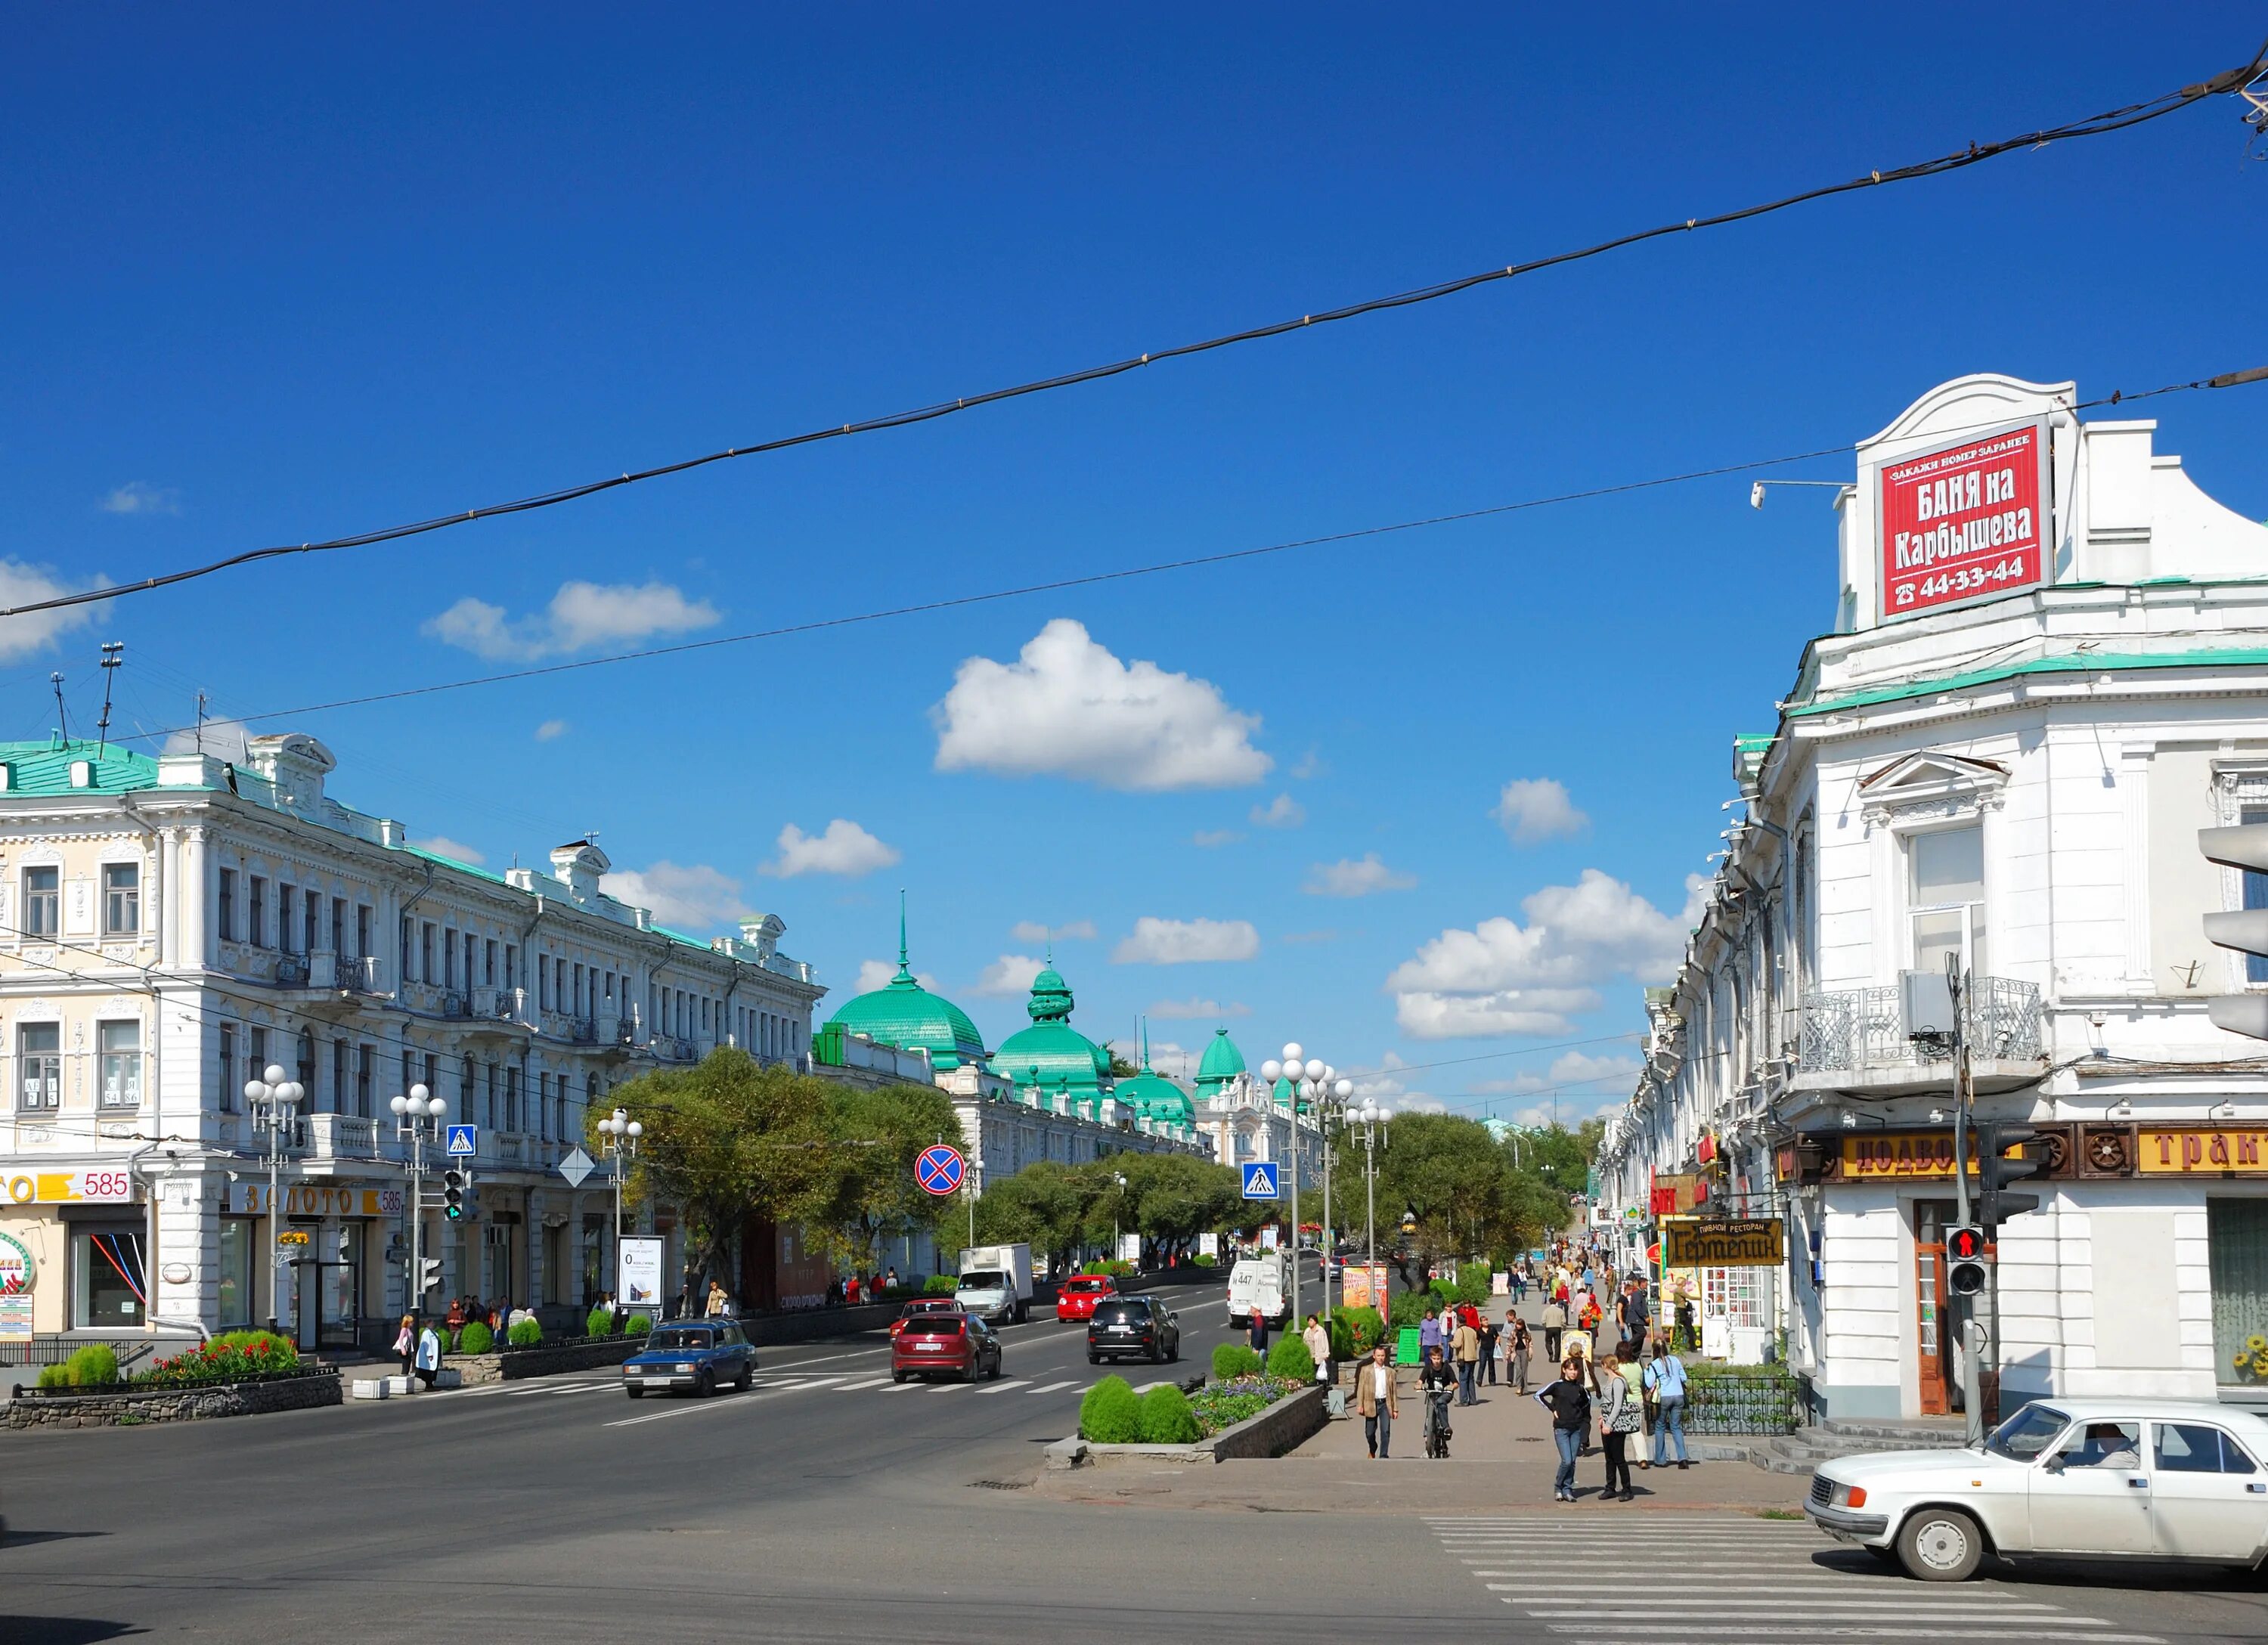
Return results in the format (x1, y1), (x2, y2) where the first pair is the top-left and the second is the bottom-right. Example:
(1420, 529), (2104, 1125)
(1087, 1295), (1180, 1365)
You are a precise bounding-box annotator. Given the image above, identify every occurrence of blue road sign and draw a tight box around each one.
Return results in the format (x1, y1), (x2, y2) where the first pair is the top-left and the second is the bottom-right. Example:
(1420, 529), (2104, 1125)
(445, 1123), (478, 1157)
(916, 1144), (965, 1197)
(1241, 1161), (1281, 1200)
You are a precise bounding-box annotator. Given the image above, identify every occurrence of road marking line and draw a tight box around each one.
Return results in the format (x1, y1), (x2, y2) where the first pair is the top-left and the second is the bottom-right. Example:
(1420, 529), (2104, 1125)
(601, 1390), (789, 1428)
(977, 1378), (1030, 1395)
(880, 1382), (923, 1393)
(930, 1381), (975, 1393)
(1525, 1629), (2149, 1642)
(834, 1377), (892, 1391)
(1024, 1380), (1077, 1394)
(1513, 1600), (2068, 1614)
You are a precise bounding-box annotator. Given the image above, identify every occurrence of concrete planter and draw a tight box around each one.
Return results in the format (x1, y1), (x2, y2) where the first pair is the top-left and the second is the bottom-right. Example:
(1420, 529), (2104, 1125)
(2, 1371), (342, 1430)
(1046, 1383), (1328, 1470)
(443, 1337), (640, 1385)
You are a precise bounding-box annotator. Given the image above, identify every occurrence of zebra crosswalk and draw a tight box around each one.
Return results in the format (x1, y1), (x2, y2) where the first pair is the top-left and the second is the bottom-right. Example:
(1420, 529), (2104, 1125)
(1421, 1516), (2166, 1645)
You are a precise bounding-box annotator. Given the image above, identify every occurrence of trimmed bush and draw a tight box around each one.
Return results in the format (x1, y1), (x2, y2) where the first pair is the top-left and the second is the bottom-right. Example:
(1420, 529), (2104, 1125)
(1265, 1334), (1315, 1383)
(1136, 1383), (1201, 1444)
(1211, 1342), (1263, 1380)
(626, 1312), (652, 1335)
(1078, 1374), (1142, 1443)
(1191, 1251), (1216, 1266)
(586, 1306), (616, 1339)
(1455, 1262), (1495, 1305)
(924, 1275), (959, 1296)
(36, 1362), (66, 1390)
(64, 1344), (120, 1387)
(1081, 1257), (1136, 1278)
(1325, 1312), (1357, 1364)
(1338, 1305), (1385, 1357)
(457, 1319), (494, 1354)
(1389, 1290), (1430, 1328)
(507, 1317), (543, 1348)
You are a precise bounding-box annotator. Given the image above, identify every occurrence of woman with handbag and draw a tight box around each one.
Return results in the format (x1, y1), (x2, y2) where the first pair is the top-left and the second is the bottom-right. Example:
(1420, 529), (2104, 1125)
(1594, 1352), (1642, 1501)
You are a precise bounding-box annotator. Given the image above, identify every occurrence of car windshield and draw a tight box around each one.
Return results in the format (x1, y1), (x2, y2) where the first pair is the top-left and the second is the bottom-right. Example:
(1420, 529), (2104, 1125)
(1069, 1278), (1106, 1291)
(1984, 1402), (2068, 1461)
(646, 1330), (713, 1352)
(959, 1272), (1006, 1289)
(903, 1317), (965, 1337)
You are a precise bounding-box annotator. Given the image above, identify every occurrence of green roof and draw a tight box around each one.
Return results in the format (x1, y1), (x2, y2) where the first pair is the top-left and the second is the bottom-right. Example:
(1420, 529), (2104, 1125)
(1195, 1027), (1246, 1093)
(1789, 645), (2268, 720)
(998, 962), (1109, 1105)
(0, 739), (163, 795)
(823, 908), (986, 1070)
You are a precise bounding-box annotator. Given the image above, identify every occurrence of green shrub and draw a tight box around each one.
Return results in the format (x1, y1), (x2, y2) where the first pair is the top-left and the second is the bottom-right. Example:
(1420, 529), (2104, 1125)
(138, 1332), (300, 1389)
(1188, 1373), (1297, 1436)
(457, 1320), (494, 1354)
(1264, 1334), (1315, 1383)
(1455, 1262), (1495, 1305)
(1325, 1312), (1357, 1363)
(1211, 1342), (1263, 1380)
(1389, 1290), (1429, 1328)
(586, 1306), (615, 1339)
(64, 1344), (120, 1387)
(1338, 1305), (1385, 1356)
(507, 1317), (543, 1348)
(1081, 1258), (1136, 1278)
(626, 1312), (652, 1335)
(1078, 1374), (1142, 1443)
(924, 1275), (959, 1296)
(1191, 1251), (1216, 1266)
(36, 1362), (65, 1390)
(1136, 1383), (1200, 1444)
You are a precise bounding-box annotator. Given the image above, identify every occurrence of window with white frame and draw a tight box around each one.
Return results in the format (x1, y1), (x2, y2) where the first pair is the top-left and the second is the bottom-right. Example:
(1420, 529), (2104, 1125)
(98, 1019), (142, 1108)
(101, 862), (140, 937)
(17, 1021), (60, 1110)
(23, 865), (58, 938)
(1909, 824), (1986, 979)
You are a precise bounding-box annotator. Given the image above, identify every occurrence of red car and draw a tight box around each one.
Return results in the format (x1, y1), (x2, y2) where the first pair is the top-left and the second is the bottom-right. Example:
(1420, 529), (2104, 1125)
(889, 1297), (962, 1338)
(890, 1311), (1005, 1383)
(1055, 1274), (1120, 1323)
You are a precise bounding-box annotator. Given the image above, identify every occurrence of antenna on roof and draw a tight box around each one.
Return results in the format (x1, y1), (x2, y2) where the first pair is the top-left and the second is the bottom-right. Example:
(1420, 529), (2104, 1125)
(95, 643), (123, 757)
(49, 672), (67, 742)
(195, 689), (206, 756)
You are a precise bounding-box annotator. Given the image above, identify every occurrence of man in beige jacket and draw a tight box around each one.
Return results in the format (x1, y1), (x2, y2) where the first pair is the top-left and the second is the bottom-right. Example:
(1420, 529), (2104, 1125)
(1354, 1342), (1399, 1459)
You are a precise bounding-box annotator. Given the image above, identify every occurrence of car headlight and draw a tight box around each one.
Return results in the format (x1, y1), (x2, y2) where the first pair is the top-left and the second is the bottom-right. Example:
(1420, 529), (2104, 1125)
(675, 1362), (695, 1373)
(1830, 1482), (1869, 1509)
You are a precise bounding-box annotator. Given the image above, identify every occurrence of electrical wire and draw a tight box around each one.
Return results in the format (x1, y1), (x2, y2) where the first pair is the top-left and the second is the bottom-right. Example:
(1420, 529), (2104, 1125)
(110, 364), (2268, 745)
(13, 43), (2266, 630)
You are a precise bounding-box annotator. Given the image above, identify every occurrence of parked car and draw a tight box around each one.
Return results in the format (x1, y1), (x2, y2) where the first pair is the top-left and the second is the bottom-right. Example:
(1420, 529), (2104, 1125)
(891, 1311), (1004, 1383)
(621, 1319), (758, 1399)
(1806, 1396), (2268, 1581)
(1088, 1295), (1181, 1365)
(1226, 1254), (1290, 1328)
(890, 1298), (964, 1337)
(1055, 1274), (1120, 1322)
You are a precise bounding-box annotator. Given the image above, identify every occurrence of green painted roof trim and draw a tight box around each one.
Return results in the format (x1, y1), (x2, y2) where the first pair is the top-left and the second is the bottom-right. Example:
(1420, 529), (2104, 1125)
(1789, 646), (2268, 720)
(0, 739), (164, 796)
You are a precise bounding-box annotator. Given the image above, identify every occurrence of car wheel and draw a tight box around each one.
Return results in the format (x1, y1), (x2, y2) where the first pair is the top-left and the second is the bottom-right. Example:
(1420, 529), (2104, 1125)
(1089, 1353), (1101, 1365)
(693, 1370), (714, 1399)
(736, 1365), (753, 1393)
(626, 1385), (645, 1399)
(1167, 1334), (1180, 1363)
(1898, 1507), (1984, 1582)
(891, 1369), (907, 1384)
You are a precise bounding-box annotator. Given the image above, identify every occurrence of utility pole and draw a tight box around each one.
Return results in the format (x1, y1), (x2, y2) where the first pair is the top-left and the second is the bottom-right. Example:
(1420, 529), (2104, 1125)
(1947, 960), (1986, 1448)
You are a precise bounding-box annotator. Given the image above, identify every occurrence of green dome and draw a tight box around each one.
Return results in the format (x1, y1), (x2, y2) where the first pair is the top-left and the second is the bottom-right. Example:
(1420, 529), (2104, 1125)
(822, 909), (987, 1070)
(1114, 1027), (1193, 1125)
(997, 962), (1110, 1111)
(1194, 1027), (1246, 1095)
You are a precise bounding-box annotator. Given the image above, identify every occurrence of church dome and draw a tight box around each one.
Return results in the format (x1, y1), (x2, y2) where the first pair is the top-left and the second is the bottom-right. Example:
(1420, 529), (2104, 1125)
(1114, 1025), (1194, 1125)
(1194, 1027), (1247, 1095)
(821, 910), (988, 1070)
(996, 962), (1110, 1104)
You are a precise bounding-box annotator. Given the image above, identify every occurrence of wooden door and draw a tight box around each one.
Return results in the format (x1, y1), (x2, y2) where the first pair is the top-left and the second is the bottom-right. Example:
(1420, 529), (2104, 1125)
(1916, 1244), (1948, 1416)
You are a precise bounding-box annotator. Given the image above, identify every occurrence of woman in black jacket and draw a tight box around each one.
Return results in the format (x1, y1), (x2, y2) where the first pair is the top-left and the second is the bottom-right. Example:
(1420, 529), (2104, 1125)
(1534, 1358), (1591, 1502)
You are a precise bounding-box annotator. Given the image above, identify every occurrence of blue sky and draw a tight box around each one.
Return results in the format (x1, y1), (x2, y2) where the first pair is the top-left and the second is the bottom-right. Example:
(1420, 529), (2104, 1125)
(6, 8), (2263, 1123)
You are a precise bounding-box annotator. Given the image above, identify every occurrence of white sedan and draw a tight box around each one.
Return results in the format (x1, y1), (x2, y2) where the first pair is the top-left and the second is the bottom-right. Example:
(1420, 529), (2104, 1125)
(1807, 1396), (2268, 1581)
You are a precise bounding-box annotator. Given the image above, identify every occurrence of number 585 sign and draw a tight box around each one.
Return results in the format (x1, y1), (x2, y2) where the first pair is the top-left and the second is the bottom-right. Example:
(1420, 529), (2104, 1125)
(5, 1168), (136, 1204)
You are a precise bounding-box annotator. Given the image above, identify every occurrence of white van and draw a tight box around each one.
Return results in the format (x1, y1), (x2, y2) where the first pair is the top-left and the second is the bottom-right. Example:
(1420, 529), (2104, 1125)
(1226, 1255), (1290, 1329)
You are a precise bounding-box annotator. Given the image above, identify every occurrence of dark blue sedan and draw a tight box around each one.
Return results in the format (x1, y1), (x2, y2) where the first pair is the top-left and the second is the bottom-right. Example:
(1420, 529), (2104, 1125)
(621, 1319), (758, 1398)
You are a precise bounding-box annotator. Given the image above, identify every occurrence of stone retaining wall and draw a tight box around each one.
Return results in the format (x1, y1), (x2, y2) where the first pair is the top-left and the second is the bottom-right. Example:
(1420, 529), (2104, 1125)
(2, 1373), (342, 1429)
(1046, 1383), (1328, 1470)
(445, 1337), (640, 1385)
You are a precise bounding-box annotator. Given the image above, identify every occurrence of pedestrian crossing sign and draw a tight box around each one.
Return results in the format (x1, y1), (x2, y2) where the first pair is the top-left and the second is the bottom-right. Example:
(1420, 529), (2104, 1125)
(1241, 1162), (1280, 1200)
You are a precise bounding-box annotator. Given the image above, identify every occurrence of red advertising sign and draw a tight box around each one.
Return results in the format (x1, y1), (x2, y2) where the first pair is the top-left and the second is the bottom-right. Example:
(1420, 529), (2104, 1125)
(1879, 422), (2047, 618)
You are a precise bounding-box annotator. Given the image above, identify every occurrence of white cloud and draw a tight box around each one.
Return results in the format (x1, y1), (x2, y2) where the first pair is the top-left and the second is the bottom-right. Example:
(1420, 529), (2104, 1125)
(1010, 919), (1096, 945)
(603, 862), (753, 932)
(761, 819), (901, 879)
(423, 580), (720, 661)
(1304, 853), (1416, 897)
(99, 482), (181, 516)
(1387, 869), (1696, 1039)
(1492, 777), (1588, 846)
(0, 561), (105, 664)
(534, 719), (570, 742)
(408, 835), (486, 866)
(1113, 917), (1261, 965)
(1502, 1089), (1628, 1130)
(1250, 793), (1305, 829)
(160, 716), (252, 763)
(1192, 829), (1244, 849)
(1473, 1050), (1644, 1098)
(857, 959), (938, 993)
(973, 953), (1047, 996)
(1148, 997), (1252, 1019)
(931, 618), (1269, 792)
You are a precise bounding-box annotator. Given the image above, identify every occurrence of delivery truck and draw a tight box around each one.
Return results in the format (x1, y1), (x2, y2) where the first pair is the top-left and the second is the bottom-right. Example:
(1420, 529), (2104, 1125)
(955, 1242), (1033, 1324)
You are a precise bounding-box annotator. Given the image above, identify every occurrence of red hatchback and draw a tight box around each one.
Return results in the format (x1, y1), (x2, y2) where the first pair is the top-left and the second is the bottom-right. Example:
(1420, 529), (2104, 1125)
(891, 1312), (1005, 1383)
(1055, 1275), (1119, 1323)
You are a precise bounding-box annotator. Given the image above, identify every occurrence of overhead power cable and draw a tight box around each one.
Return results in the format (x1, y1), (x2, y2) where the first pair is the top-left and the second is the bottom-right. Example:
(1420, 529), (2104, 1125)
(17, 41), (2267, 628)
(118, 363), (2268, 744)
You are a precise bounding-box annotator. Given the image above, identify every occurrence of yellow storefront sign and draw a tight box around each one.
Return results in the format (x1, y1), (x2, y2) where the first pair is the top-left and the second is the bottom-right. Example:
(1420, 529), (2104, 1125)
(2137, 1129), (2268, 1176)
(1661, 1218), (1786, 1268)
(230, 1184), (404, 1218)
(4, 1167), (137, 1204)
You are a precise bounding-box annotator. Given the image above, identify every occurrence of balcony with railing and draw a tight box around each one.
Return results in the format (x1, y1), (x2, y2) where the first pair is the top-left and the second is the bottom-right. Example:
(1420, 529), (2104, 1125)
(1795, 974), (2045, 1094)
(304, 1113), (381, 1160)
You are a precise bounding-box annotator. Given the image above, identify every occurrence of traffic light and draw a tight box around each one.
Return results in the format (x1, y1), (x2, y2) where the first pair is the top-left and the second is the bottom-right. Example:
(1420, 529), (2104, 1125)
(2201, 823), (2268, 1038)
(1946, 1225), (1988, 1296)
(419, 1256), (443, 1294)
(443, 1169), (466, 1221)
(1978, 1122), (2043, 1227)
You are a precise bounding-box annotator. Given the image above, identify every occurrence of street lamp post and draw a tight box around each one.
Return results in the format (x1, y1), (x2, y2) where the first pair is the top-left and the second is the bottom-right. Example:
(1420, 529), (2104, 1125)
(596, 1108), (643, 1290)
(1112, 1172), (1128, 1262)
(1353, 1100), (1392, 1296)
(1256, 1044), (1351, 1330)
(243, 1064), (304, 1334)
(389, 1082), (450, 1319)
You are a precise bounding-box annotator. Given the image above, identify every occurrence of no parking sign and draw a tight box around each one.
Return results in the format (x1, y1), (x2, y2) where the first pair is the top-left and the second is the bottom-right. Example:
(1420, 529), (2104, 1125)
(916, 1144), (965, 1197)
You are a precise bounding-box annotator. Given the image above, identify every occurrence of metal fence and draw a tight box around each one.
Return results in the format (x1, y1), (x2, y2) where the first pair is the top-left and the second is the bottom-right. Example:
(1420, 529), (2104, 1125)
(1683, 1368), (1800, 1435)
(1798, 974), (2041, 1076)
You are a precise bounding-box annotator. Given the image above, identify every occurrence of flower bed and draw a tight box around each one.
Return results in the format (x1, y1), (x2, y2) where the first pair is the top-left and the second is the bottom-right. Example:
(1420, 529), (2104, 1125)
(1188, 1373), (1300, 1439)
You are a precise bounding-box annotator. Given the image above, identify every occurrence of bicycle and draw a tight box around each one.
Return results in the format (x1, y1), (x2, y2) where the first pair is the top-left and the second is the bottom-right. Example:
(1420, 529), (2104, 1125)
(1424, 1386), (1455, 1458)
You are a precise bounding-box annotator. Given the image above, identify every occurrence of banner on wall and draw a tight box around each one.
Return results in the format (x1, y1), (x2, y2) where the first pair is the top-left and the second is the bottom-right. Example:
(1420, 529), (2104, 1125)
(1879, 422), (2049, 619)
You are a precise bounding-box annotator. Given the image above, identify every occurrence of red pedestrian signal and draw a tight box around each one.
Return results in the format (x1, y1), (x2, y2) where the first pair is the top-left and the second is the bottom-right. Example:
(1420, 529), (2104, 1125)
(1947, 1225), (1985, 1262)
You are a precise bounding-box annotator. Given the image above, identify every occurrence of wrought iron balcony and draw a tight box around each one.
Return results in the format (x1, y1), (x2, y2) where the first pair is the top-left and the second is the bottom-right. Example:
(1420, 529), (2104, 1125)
(1795, 974), (2043, 1092)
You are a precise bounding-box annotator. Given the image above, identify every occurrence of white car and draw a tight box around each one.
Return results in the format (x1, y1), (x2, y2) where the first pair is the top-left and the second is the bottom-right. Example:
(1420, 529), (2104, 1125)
(1808, 1396), (2268, 1581)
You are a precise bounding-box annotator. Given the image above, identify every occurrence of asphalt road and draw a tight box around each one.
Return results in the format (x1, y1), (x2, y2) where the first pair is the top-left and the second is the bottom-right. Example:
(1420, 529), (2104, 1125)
(5, 1258), (2268, 1644)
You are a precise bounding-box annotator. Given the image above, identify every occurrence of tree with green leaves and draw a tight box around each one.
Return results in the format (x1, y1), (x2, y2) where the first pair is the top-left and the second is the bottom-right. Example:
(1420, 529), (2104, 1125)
(808, 1080), (965, 1274)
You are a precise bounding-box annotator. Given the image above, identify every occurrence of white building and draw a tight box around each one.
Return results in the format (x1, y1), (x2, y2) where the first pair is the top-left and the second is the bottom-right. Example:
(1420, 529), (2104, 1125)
(0, 730), (822, 1352)
(1598, 372), (2268, 1420)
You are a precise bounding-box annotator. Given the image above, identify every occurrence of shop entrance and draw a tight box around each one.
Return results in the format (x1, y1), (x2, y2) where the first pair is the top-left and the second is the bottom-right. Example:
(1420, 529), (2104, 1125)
(1913, 1198), (1957, 1416)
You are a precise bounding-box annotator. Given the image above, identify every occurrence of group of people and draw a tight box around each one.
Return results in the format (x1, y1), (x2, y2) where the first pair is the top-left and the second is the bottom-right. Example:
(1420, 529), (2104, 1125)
(1533, 1340), (1693, 1501)
(823, 1268), (900, 1307)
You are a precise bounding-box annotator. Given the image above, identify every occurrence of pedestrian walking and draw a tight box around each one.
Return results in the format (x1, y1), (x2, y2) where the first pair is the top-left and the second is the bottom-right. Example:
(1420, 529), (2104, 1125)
(1507, 1313), (1532, 1394)
(1645, 1342), (1692, 1469)
(1535, 1358), (1591, 1501)
(1674, 1290), (1696, 1352)
(1618, 1281), (1649, 1359)
(1594, 1353), (1641, 1501)
(1356, 1343), (1399, 1460)
(1418, 1302), (1445, 1364)
(414, 1321), (442, 1389)
(1302, 1313), (1332, 1386)
(1450, 1309), (1480, 1406)
(393, 1313), (416, 1376)
(1247, 1307), (1271, 1357)
(885, 1266), (900, 1291)
(1539, 1296), (1565, 1363)
(1477, 1309), (1500, 1386)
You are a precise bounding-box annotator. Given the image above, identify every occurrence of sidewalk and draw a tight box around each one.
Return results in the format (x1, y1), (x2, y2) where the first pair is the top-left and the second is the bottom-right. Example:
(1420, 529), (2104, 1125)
(1035, 1362), (1807, 1514)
